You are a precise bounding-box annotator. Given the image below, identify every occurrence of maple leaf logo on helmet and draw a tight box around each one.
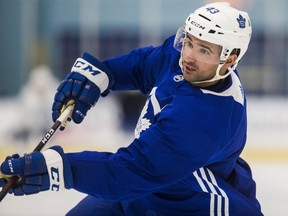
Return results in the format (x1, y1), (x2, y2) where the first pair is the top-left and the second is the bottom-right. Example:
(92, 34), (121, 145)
(237, 14), (246, 29)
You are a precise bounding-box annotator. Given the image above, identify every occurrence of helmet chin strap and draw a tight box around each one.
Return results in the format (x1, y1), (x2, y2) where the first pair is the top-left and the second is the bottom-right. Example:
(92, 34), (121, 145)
(191, 65), (233, 84)
(179, 55), (234, 85)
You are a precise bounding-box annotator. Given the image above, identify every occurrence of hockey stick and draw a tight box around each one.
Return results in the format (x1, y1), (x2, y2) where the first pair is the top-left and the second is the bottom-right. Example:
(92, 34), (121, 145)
(0, 102), (74, 202)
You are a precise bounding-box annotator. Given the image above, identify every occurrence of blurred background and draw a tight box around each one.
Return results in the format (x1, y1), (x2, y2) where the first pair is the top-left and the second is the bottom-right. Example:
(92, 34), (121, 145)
(0, 0), (287, 215)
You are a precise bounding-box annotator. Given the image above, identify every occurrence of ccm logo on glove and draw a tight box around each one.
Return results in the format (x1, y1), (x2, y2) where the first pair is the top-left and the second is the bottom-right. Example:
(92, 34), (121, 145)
(8, 159), (14, 173)
(50, 167), (60, 191)
(75, 110), (85, 118)
(71, 57), (109, 93)
(42, 149), (66, 192)
(73, 60), (101, 76)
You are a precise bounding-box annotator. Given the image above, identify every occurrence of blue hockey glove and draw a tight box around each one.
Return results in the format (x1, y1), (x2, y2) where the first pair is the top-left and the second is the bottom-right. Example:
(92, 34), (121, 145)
(0, 146), (73, 196)
(52, 52), (112, 124)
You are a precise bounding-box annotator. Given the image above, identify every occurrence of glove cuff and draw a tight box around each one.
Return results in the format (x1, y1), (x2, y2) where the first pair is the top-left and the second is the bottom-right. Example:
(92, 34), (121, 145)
(42, 147), (73, 191)
(71, 56), (109, 93)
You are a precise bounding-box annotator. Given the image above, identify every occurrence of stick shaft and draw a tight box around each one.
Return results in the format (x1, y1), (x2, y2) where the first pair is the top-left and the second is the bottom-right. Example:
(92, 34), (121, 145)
(33, 121), (61, 152)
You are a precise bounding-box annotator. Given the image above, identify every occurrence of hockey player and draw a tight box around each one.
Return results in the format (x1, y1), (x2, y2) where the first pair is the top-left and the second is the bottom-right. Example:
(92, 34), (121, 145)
(0, 2), (263, 215)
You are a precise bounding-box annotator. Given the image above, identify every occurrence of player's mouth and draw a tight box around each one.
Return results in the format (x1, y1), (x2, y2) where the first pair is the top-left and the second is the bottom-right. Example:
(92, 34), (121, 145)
(183, 62), (197, 74)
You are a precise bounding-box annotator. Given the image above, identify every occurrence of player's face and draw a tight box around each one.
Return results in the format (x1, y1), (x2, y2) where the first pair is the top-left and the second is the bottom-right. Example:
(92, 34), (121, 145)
(181, 34), (222, 86)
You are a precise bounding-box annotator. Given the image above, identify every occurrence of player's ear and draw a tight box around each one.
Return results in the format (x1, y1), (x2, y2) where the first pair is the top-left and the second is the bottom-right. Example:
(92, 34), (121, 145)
(224, 54), (237, 67)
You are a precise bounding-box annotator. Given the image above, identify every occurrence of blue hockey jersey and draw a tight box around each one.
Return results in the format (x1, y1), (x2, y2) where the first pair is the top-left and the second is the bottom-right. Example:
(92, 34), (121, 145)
(66, 36), (263, 215)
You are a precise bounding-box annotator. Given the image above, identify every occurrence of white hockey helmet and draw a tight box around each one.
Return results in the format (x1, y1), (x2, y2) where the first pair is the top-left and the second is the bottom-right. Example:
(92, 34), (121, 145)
(174, 2), (252, 82)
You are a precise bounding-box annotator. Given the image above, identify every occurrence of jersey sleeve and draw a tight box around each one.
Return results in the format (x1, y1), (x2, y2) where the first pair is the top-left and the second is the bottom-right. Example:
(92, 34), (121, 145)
(65, 95), (239, 201)
(102, 36), (177, 94)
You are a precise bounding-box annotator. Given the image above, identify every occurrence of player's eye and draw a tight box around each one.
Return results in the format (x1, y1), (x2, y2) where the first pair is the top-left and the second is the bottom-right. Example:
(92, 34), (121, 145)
(199, 48), (211, 55)
(185, 40), (193, 48)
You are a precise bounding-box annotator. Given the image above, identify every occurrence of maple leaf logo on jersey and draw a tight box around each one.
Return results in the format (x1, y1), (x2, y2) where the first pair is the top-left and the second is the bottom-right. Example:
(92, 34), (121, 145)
(135, 118), (151, 139)
(134, 87), (160, 138)
(135, 99), (150, 138)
